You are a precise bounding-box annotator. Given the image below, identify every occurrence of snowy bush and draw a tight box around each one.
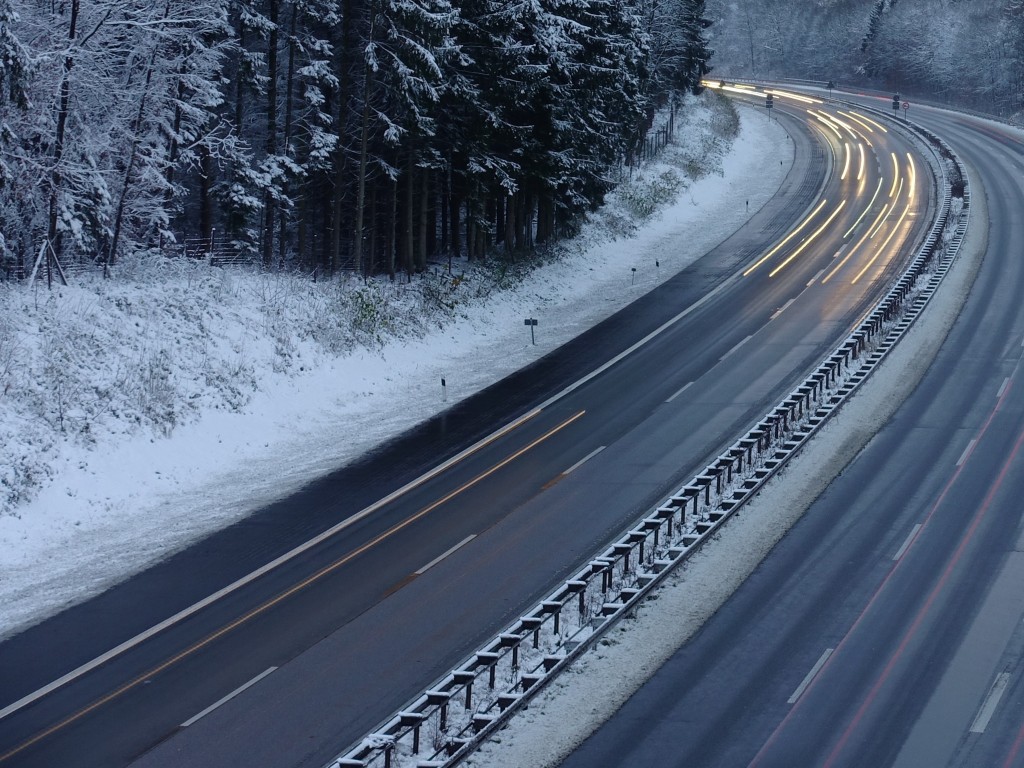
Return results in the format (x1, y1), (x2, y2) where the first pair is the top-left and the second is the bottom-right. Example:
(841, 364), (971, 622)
(0, 94), (743, 518)
(620, 170), (686, 220)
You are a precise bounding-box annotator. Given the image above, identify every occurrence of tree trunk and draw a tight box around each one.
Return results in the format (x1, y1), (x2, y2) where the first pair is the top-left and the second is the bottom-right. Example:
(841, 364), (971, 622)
(417, 165), (428, 271)
(331, 0), (356, 273)
(199, 145), (214, 243)
(450, 185), (460, 260)
(368, 182), (378, 277)
(46, 0), (80, 271)
(262, 0), (280, 269)
(353, 21), (374, 276)
(386, 176), (397, 278)
(279, 4), (297, 266)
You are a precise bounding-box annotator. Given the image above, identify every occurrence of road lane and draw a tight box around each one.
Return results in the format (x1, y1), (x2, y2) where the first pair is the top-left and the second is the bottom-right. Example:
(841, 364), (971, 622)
(0, 101), (934, 768)
(557, 94), (1024, 768)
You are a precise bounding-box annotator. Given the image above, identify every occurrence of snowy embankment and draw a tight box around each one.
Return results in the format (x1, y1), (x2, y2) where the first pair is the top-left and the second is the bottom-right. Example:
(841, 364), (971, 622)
(463, 171), (988, 765)
(0, 96), (788, 640)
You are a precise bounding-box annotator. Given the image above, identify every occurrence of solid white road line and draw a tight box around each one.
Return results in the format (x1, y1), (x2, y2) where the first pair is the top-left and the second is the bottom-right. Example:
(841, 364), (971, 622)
(0, 407), (543, 723)
(562, 446), (606, 476)
(415, 535), (477, 576)
(969, 672), (1011, 734)
(1, 147), (833, 722)
(893, 523), (923, 561)
(181, 667), (277, 728)
(788, 648), (834, 704)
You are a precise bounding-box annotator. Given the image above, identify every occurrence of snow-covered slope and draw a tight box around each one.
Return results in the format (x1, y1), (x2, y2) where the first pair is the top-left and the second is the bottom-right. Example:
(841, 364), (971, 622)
(0, 99), (789, 641)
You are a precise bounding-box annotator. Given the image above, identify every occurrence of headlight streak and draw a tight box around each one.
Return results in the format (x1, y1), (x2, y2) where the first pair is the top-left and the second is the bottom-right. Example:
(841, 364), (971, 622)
(871, 180), (902, 236)
(839, 110), (874, 133)
(743, 198), (830, 277)
(849, 110), (887, 133)
(906, 153), (916, 201)
(766, 88), (822, 104)
(718, 83), (762, 96)
(851, 195), (913, 284)
(888, 152), (900, 198)
(824, 201), (889, 283)
(843, 177), (884, 238)
(824, 111), (859, 139)
(768, 200), (847, 278)
(815, 110), (857, 140)
(809, 110), (843, 139)
(857, 143), (866, 181)
(841, 143), (851, 181)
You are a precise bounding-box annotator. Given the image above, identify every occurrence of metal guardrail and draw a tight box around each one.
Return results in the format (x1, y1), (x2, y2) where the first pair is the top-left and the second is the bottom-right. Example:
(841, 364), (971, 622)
(327, 102), (970, 768)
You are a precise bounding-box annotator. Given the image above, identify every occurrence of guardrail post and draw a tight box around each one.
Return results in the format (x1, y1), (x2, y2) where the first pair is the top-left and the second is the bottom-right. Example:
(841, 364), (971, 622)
(542, 600), (562, 635)
(567, 579), (588, 617)
(452, 670), (474, 709)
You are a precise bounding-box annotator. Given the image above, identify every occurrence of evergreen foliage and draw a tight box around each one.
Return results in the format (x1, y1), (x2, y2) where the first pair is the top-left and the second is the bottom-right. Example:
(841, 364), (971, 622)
(0, 0), (707, 278)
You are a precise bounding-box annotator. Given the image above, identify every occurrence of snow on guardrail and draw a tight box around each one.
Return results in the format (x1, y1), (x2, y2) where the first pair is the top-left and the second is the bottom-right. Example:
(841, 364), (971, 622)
(326, 101), (970, 768)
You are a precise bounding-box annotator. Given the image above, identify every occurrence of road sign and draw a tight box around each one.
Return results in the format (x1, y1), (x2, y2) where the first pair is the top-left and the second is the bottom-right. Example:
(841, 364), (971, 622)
(766, 92), (774, 109)
(524, 317), (538, 345)
(892, 93), (900, 111)
(902, 101), (910, 111)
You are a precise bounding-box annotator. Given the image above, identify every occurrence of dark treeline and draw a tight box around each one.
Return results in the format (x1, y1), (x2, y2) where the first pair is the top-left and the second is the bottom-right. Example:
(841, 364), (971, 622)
(0, 0), (712, 279)
(709, 0), (1024, 121)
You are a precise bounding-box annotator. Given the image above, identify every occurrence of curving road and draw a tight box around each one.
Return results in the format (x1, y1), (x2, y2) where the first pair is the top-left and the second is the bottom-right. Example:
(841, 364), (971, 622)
(0, 95), (934, 768)
(558, 95), (1024, 768)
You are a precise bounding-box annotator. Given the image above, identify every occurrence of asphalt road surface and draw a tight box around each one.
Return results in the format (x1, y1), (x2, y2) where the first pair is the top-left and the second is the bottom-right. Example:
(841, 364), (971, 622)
(559, 92), (1024, 768)
(0, 95), (934, 768)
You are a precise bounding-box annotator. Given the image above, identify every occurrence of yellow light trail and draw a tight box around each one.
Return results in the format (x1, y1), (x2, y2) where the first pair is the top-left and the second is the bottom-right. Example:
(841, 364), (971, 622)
(811, 111), (842, 139)
(744, 199), (830, 277)
(826, 112), (859, 136)
(0, 409), (588, 763)
(839, 110), (874, 133)
(852, 199), (914, 284)
(720, 84), (761, 96)
(888, 152), (900, 198)
(844, 177), (884, 237)
(857, 143), (866, 181)
(841, 143), (851, 181)
(906, 153), (917, 201)
(825, 199), (890, 283)
(850, 110), (887, 133)
(769, 200), (847, 277)
(872, 180), (902, 236)
(815, 110), (857, 140)
(766, 88), (822, 104)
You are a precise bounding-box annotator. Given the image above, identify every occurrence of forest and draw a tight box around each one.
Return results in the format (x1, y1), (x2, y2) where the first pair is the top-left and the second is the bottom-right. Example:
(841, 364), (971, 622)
(0, 0), (713, 280)
(709, 0), (1024, 119)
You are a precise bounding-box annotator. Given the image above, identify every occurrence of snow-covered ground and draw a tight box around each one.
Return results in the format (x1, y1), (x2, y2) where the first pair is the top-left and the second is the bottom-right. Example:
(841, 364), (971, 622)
(0, 97), (788, 642)
(463, 162), (987, 767)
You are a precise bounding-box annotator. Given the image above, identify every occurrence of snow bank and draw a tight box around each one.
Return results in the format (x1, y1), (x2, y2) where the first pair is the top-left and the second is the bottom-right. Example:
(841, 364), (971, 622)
(464, 161), (987, 768)
(0, 97), (789, 640)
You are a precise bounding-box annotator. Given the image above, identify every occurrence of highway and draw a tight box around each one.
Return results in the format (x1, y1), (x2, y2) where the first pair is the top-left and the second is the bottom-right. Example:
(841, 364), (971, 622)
(558, 95), (1024, 768)
(0, 94), (933, 768)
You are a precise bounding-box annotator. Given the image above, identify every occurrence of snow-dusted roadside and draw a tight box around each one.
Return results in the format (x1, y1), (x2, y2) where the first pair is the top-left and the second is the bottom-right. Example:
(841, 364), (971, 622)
(0, 102), (790, 640)
(463, 163), (987, 767)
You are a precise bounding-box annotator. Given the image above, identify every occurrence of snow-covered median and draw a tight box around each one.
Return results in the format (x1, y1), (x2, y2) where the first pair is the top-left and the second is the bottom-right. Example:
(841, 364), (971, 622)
(0, 98), (788, 640)
(463, 161), (987, 768)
